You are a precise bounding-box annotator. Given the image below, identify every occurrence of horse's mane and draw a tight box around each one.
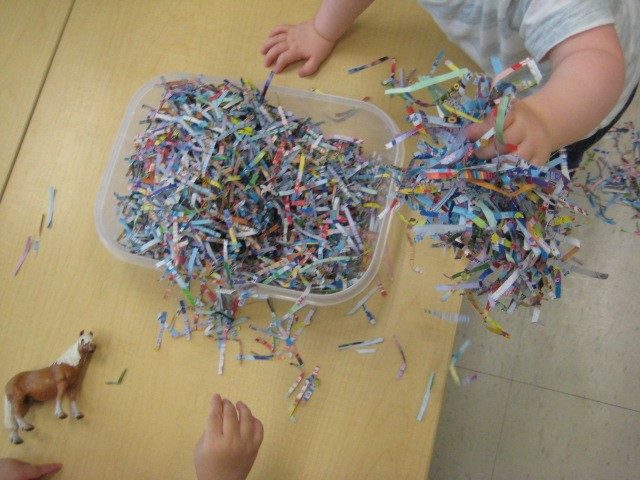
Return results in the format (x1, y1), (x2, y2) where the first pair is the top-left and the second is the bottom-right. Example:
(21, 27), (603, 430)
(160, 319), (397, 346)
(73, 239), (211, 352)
(54, 338), (81, 366)
(54, 332), (93, 366)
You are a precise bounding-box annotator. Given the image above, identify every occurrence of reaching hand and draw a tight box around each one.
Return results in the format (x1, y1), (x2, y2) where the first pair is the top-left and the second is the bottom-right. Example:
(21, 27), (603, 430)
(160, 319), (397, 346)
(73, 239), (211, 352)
(466, 98), (554, 166)
(260, 21), (335, 77)
(0, 458), (62, 480)
(194, 394), (264, 480)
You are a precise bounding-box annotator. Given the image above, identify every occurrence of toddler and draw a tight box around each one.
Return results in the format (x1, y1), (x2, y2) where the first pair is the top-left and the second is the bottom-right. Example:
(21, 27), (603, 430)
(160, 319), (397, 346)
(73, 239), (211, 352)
(260, 0), (639, 168)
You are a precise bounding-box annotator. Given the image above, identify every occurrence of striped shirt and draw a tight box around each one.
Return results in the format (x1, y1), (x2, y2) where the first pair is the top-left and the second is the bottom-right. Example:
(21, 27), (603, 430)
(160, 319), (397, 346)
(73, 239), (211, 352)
(417, 0), (640, 134)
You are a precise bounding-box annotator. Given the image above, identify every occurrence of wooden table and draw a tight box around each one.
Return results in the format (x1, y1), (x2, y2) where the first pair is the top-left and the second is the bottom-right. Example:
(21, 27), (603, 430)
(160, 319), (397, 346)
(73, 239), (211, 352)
(0, 1), (467, 478)
(0, 0), (73, 197)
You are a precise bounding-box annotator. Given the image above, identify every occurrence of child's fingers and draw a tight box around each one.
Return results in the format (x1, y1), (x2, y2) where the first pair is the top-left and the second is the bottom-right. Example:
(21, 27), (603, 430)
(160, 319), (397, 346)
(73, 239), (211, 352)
(253, 417), (264, 447)
(473, 114), (525, 159)
(298, 56), (321, 77)
(267, 24), (291, 38)
(264, 42), (290, 68)
(24, 462), (63, 479)
(474, 135), (518, 160)
(474, 139), (519, 160)
(274, 50), (305, 74)
(501, 121), (526, 147)
(222, 399), (239, 437)
(260, 33), (289, 55)
(206, 393), (224, 436)
(515, 141), (548, 166)
(236, 401), (255, 440)
(464, 118), (492, 142)
(465, 105), (517, 141)
(528, 145), (549, 166)
(473, 142), (507, 160)
(512, 142), (534, 163)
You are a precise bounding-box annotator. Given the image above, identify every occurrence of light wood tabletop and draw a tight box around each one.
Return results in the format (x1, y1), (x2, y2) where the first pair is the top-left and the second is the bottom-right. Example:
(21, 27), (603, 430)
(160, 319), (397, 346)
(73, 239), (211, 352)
(0, 1), (469, 478)
(0, 0), (73, 197)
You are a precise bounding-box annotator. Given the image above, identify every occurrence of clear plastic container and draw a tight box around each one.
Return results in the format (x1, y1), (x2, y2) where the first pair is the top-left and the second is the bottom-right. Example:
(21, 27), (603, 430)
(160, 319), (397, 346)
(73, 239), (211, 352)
(95, 73), (403, 306)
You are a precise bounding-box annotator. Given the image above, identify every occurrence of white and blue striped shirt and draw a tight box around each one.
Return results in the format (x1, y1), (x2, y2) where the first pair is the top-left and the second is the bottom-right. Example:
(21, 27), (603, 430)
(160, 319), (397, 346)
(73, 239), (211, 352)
(418, 0), (639, 133)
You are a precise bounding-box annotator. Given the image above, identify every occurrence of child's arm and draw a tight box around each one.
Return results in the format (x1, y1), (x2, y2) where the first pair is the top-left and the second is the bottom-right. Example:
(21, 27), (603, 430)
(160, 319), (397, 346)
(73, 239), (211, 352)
(260, 0), (375, 77)
(467, 25), (626, 165)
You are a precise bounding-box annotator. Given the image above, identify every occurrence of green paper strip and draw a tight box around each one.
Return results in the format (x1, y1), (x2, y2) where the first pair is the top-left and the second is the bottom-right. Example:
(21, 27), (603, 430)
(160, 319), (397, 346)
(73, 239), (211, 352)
(495, 95), (512, 144)
(385, 69), (470, 95)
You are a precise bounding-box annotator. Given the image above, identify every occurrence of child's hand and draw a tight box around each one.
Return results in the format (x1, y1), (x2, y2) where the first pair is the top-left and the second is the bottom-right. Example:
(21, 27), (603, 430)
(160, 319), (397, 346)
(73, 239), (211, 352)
(194, 394), (264, 480)
(260, 21), (335, 77)
(466, 98), (554, 166)
(0, 458), (62, 480)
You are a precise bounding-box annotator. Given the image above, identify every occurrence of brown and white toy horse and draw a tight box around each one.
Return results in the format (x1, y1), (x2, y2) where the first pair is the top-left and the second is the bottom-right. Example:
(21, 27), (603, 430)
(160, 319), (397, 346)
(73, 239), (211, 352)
(4, 330), (96, 444)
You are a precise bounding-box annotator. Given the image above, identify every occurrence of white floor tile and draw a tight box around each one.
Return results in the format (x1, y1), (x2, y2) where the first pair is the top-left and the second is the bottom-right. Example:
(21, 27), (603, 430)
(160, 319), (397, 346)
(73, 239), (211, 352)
(429, 369), (510, 480)
(508, 99), (640, 410)
(493, 382), (640, 480)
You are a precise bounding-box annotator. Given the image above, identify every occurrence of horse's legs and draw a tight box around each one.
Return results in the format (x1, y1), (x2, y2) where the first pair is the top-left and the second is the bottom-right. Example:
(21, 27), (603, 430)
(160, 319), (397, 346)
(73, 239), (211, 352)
(13, 399), (33, 431)
(54, 381), (68, 419)
(5, 399), (21, 444)
(5, 393), (27, 444)
(7, 391), (33, 428)
(9, 416), (22, 445)
(67, 388), (83, 420)
(14, 416), (33, 431)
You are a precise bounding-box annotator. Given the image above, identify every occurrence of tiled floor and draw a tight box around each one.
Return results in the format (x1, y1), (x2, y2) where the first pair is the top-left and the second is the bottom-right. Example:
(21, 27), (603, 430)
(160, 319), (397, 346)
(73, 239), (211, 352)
(429, 95), (640, 480)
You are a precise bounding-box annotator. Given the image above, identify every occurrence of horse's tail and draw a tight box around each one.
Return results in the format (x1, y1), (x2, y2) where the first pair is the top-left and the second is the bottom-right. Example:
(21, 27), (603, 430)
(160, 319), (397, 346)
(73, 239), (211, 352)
(4, 395), (15, 430)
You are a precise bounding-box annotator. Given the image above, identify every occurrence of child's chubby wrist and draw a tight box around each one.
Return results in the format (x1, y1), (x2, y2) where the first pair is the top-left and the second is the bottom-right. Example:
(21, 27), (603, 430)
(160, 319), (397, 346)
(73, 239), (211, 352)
(519, 97), (560, 148)
(312, 16), (339, 43)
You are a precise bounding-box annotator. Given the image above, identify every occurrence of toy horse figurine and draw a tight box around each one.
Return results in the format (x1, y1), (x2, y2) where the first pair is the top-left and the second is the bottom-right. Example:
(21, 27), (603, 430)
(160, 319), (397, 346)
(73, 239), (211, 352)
(4, 330), (96, 444)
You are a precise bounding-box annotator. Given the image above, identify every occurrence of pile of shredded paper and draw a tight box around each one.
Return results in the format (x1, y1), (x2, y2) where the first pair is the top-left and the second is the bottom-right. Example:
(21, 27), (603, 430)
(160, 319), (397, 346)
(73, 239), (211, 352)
(574, 122), (640, 228)
(117, 77), (390, 298)
(374, 54), (609, 331)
